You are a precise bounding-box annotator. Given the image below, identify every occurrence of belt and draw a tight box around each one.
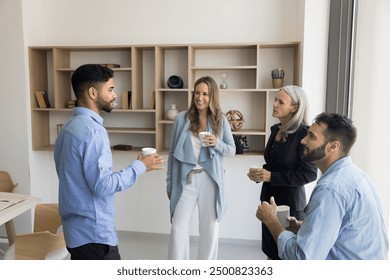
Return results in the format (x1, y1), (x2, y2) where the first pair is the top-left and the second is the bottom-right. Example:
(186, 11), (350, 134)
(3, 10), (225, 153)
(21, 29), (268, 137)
(187, 168), (205, 184)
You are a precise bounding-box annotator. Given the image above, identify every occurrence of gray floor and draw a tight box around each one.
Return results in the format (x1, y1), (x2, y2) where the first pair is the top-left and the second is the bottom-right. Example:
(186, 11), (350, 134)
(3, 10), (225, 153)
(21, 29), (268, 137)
(0, 231), (267, 260)
(117, 231), (266, 260)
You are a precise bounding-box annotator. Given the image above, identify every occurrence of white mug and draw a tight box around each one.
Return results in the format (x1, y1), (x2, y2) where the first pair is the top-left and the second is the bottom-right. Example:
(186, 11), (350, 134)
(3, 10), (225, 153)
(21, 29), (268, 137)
(199, 131), (212, 147)
(276, 205), (290, 228)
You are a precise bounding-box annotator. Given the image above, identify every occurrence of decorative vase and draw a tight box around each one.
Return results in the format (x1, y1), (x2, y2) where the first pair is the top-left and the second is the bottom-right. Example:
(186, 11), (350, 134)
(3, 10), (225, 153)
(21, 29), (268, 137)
(166, 104), (178, 120)
(220, 73), (228, 89)
(167, 75), (184, 89)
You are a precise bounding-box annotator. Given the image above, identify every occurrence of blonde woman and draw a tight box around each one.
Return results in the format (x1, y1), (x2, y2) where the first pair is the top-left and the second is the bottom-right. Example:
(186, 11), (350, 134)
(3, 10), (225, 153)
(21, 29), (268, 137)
(166, 76), (235, 259)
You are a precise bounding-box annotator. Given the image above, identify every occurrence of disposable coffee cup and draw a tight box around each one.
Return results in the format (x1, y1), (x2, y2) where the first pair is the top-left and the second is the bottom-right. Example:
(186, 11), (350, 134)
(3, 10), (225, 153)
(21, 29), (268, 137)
(199, 131), (212, 147)
(142, 147), (156, 156)
(276, 205), (290, 228)
(249, 164), (262, 173)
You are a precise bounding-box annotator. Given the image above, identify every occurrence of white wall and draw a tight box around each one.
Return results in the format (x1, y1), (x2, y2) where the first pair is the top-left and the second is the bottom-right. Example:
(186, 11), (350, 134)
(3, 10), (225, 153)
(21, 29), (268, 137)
(1, 0), (331, 241)
(300, 0), (330, 198)
(0, 0), (33, 232)
(352, 0), (390, 228)
(24, 0), (302, 45)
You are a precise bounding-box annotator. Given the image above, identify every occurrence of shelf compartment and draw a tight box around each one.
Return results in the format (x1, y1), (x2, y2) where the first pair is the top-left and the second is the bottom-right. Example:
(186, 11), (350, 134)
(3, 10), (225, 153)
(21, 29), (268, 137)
(108, 133), (155, 150)
(56, 67), (132, 72)
(112, 109), (156, 113)
(132, 46), (155, 110)
(233, 134), (266, 155)
(156, 46), (189, 89)
(156, 90), (188, 121)
(191, 66), (257, 70)
(258, 42), (301, 88)
(191, 45), (258, 67)
(192, 69), (257, 90)
(67, 48), (132, 68)
(158, 120), (175, 124)
(106, 127), (156, 134)
(231, 129), (266, 136)
(221, 91), (267, 132)
(29, 48), (53, 110)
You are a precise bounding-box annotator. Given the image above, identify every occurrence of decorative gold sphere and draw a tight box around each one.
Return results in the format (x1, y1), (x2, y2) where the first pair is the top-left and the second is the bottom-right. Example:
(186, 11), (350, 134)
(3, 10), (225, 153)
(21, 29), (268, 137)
(225, 110), (245, 131)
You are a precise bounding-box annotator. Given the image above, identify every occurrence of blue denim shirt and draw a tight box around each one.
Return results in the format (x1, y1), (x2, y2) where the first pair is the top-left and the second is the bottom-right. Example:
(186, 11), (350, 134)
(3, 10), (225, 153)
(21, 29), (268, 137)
(278, 156), (389, 259)
(54, 107), (146, 248)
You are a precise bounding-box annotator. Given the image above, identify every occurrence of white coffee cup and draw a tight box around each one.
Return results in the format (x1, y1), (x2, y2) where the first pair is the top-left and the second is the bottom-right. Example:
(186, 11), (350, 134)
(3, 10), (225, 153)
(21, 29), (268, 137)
(142, 147), (156, 156)
(276, 205), (290, 228)
(199, 131), (212, 147)
(249, 164), (262, 173)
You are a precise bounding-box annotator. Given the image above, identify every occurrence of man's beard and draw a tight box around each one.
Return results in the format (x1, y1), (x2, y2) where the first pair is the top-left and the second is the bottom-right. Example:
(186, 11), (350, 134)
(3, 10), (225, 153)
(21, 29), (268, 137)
(97, 98), (115, 113)
(101, 102), (114, 113)
(303, 142), (327, 162)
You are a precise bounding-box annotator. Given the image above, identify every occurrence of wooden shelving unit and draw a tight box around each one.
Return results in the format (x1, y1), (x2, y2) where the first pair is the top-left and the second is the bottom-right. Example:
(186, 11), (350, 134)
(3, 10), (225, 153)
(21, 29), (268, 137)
(28, 42), (301, 155)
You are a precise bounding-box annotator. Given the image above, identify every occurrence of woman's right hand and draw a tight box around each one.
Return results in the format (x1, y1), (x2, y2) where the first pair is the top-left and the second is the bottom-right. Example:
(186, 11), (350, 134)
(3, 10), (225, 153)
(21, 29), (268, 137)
(247, 168), (271, 183)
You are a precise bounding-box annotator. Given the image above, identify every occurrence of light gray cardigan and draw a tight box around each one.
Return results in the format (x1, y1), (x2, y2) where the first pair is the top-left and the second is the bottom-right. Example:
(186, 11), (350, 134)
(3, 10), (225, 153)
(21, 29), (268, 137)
(166, 111), (236, 221)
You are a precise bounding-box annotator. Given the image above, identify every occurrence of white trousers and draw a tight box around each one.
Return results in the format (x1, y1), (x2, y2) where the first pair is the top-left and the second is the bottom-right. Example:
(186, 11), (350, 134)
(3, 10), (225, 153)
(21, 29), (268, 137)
(168, 170), (219, 260)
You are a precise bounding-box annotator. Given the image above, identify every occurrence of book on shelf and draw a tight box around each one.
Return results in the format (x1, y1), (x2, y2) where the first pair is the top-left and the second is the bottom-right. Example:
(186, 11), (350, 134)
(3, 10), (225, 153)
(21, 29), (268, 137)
(34, 90), (51, 108)
(100, 63), (120, 68)
(149, 91), (155, 109)
(122, 91), (132, 109)
(112, 144), (132, 151)
(68, 99), (77, 109)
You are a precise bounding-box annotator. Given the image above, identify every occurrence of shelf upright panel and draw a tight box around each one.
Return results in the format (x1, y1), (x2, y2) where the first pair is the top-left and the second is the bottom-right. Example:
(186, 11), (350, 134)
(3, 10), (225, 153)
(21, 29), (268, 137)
(155, 45), (165, 152)
(53, 48), (71, 109)
(29, 47), (52, 150)
(131, 46), (143, 110)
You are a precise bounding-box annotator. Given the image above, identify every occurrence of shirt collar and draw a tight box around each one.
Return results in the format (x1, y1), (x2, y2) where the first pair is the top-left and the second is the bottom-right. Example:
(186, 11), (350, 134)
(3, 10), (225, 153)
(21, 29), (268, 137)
(320, 156), (352, 179)
(73, 107), (104, 125)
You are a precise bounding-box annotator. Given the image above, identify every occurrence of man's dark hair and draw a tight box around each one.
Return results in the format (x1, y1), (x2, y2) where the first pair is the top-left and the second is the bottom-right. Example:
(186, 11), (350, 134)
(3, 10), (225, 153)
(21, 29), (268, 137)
(314, 112), (357, 156)
(71, 64), (113, 100)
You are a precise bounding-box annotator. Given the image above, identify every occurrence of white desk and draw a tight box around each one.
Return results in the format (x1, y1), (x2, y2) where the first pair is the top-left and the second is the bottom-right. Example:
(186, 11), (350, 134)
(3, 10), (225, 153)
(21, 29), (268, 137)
(0, 192), (40, 245)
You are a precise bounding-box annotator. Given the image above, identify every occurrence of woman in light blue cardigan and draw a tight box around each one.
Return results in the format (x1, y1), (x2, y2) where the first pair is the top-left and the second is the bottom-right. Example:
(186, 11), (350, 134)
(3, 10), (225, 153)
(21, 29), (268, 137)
(167, 76), (235, 260)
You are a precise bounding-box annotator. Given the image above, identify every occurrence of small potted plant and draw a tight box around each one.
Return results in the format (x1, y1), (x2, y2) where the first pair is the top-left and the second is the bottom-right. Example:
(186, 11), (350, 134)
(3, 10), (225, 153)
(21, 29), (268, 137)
(271, 68), (285, 88)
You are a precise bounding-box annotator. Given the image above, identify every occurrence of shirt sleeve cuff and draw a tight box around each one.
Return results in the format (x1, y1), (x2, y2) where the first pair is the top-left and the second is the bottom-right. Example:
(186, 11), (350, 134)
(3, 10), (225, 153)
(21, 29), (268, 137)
(277, 230), (297, 259)
(132, 159), (147, 174)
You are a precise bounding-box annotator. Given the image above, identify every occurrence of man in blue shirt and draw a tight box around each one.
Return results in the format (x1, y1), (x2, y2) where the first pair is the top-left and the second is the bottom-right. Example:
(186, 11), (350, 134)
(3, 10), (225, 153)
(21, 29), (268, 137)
(54, 64), (165, 260)
(256, 112), (389, 259)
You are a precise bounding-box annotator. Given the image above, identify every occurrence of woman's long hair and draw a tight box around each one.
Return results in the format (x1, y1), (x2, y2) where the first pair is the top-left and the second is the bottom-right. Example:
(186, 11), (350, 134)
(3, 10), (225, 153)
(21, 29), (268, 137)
(278, 85), (309, 141)
(186, 76), (223, 136)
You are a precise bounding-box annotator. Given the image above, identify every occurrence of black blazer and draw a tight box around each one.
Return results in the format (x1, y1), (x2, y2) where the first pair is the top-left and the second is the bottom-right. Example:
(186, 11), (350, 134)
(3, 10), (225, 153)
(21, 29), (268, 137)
(260, 123), (317, 215)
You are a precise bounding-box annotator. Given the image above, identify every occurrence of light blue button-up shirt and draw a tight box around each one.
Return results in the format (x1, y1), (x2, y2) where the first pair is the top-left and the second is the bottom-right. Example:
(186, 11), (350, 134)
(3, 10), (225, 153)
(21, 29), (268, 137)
(54, 107), (146, 248)
(278, 156), (389, 259)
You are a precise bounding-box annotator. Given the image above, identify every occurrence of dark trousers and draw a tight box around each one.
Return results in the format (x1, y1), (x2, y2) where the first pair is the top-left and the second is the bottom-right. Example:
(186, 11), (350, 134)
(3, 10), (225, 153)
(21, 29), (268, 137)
(67, 243), (121, 260)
